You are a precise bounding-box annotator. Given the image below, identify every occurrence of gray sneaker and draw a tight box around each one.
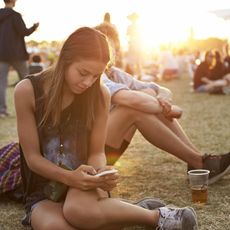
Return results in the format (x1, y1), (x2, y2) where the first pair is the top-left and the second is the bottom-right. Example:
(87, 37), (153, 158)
(121, 197), (165, 210)
(134, 197), (166, 210)
(157, 207), (198, 230)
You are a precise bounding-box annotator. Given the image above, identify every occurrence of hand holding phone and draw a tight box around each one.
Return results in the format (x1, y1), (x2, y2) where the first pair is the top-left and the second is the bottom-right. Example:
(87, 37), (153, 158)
(95, 169), (118, 177)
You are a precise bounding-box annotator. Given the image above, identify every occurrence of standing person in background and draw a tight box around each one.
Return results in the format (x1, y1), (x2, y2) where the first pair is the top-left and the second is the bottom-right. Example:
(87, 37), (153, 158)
(0, 0), (39, 117)
(103, 12), (111, 24)
(126, 12), (142, 79)
(102, 12), (123, 68)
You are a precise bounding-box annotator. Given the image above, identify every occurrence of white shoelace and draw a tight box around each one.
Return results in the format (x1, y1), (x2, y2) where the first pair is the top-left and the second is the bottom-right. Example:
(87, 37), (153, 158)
(157, 207), (182, 230)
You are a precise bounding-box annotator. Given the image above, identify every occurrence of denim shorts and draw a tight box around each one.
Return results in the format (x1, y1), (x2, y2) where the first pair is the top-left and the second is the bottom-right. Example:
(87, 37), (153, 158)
(21, 189), (111, 227)
(21, 190), (48, 226)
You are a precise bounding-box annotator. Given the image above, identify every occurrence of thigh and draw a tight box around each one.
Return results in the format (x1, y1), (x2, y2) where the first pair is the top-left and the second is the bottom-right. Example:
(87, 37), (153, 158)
(11, 61), (29, 79)
(31, 200), (77, 230)
(107, 106), (137, 148)
(63, 187), (109, 228)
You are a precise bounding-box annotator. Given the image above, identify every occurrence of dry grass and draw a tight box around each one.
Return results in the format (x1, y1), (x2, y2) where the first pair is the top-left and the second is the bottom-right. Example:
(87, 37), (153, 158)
(0, 72), (230, 230)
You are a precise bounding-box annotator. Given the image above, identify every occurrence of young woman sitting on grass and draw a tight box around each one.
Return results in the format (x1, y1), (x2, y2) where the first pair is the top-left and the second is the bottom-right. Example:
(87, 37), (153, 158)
(14, 27), (198, 230)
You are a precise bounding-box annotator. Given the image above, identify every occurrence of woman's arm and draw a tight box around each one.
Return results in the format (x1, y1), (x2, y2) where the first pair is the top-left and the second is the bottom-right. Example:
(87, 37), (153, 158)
(14, 80), (100, 190)
(110, 83), (181, 120)
(104, 68), (173, 113)
(87, 84), (111, 170)
(139, 86), (172, 101)
(157, 86), (173, 101)
(110, 66), (160, 94)
(112, 89), (163, 114)
(14, 79), (73, 184)
(87, 84), (119, 191)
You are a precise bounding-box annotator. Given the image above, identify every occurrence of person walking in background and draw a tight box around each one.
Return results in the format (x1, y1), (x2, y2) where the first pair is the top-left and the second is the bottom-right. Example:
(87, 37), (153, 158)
(0, 0), (39, 117)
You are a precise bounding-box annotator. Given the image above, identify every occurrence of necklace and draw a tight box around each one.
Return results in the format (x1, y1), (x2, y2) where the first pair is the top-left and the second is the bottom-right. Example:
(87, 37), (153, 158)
(57, 109), (72, 167)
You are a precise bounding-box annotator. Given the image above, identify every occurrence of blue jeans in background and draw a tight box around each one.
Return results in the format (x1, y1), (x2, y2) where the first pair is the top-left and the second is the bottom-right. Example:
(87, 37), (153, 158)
(0, 61), (28, 114)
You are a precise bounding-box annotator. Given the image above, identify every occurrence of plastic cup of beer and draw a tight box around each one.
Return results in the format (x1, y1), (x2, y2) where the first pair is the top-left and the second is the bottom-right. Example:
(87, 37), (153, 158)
(188, 169), (210, 204)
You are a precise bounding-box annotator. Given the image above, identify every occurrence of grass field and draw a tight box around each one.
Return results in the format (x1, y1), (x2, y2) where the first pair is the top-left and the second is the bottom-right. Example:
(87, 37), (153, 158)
(0, 71), (230, 230)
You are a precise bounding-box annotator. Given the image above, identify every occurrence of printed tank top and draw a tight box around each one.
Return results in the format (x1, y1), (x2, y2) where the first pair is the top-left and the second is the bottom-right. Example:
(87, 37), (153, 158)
(20, 74), (90, 202)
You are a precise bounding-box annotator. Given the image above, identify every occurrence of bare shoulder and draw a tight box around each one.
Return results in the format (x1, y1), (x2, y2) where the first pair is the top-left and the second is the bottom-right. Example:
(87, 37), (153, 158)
(14, 79), (33, 96)
(14, 79), (35, 108)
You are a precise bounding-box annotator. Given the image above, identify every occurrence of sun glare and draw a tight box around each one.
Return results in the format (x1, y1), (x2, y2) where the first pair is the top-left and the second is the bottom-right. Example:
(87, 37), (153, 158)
(107, 4), (229, 56)
(116, 4), (230, 52)
(2, 0), (229, 51)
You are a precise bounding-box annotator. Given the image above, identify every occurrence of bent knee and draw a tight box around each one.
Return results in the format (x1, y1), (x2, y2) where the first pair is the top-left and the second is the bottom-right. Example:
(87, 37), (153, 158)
(115, 105), (144, 120)
(32, 218), (69, 230)
(63, 202), (103, 229)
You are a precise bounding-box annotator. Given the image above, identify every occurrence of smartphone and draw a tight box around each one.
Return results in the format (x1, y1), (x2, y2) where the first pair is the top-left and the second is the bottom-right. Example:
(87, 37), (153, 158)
(95, 169), (118, 177)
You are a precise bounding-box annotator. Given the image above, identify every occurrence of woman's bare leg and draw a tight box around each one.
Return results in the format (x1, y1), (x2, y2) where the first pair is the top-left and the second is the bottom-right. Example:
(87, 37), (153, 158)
(106, 109), (136, 148)
(31, 200), (77, 230)
(123, 125), (137, 143)
(156, 113), (200, 152)
(106, 106), (202, 168)
(63, 187), (159, 229)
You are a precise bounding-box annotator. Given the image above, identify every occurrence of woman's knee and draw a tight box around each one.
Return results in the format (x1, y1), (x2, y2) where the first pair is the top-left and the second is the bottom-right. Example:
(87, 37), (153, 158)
(117, 105), (144, 121)
(31, 200), (73, 230)
(32, 217), (69, 230)
(63, 201), (103, 229)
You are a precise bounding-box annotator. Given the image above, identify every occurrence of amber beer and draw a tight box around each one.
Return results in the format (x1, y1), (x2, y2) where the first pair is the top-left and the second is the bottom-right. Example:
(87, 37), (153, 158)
(188, 169), (210, 205)
(191, 185), (208, 204)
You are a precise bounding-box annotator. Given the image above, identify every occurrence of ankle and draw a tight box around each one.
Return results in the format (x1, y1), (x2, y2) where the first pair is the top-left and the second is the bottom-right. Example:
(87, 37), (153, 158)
(153, 210), (160, 228)
(196, 158), (203, 169)
(188, 155), (203, 169)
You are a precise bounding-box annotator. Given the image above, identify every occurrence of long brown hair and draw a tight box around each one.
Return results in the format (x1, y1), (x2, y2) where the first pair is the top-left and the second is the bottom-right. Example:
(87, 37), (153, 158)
(40, 27), (110, 128)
